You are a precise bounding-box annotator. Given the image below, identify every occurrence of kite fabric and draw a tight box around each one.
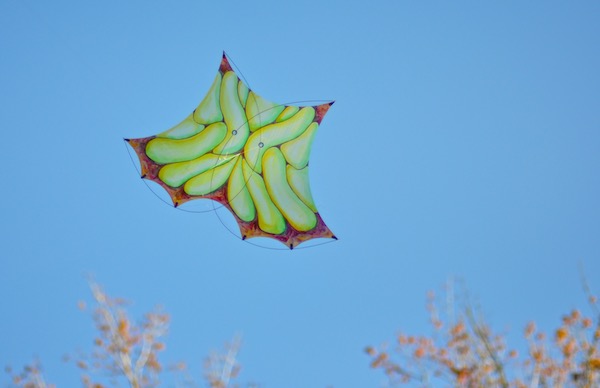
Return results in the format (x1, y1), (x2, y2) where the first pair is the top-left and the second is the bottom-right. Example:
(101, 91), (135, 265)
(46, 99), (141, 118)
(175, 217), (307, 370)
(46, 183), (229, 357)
(126, 53), (336, 249)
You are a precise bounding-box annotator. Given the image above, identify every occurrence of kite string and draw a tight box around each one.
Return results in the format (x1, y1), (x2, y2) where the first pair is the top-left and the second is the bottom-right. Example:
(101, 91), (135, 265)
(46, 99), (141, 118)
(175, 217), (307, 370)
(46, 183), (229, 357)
(224, 52), (251, 90)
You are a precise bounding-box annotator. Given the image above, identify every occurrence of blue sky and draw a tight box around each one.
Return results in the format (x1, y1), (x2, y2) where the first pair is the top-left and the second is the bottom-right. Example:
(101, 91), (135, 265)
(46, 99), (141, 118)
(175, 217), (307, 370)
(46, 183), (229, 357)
(1, 1), (599, 387)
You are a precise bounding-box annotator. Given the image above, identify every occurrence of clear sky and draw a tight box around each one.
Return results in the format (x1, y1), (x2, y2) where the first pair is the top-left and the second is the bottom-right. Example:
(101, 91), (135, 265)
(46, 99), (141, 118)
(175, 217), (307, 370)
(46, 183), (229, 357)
(1, 1), (599, 387)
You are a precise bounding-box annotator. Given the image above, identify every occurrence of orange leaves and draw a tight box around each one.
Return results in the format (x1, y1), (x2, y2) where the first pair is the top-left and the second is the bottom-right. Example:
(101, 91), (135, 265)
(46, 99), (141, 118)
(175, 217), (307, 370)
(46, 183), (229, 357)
(67, 281), (171, 388)
(531, 350), (543, 363)
(517, 293), (600, 386)
(3, 361), (55, 388)
(413, 346), (426, 359)
(450, 321), (466, 337)
(589, 358), (600, 370)
(117, 317), (129, 338)
(145, 353), (162, 373)
(562, 339), (577, 358)
(364, 346), (376, 356)
(76, 360), (88, 370)
(525, 321), (536, 338)
(152, 342), (165, 352)
(370, 352), (388, 368)
(451, 366), (472, 384)
(366, 291), (509, 386)
(6, 280), (253, 388)
(367, 283), (600, 387)
(364, 344), (410, 382)
(556, 327), (568, 342)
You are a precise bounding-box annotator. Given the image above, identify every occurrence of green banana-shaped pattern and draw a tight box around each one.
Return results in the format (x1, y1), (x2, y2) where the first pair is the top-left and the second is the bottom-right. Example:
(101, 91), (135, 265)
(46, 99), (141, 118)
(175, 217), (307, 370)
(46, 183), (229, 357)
(280, 122), (318, 170)
(126, 53), (335, 248)
(184, 155), (239, 196)
(158, 153), (235, 188)
(242, 158), (286, 235)
(246, 91), (285, 132)
(213, 72), (250, 155)
(244, 107), (315, 174)
(286, 165), (317, 213)
(227, 157), (255, 222)
(157, 114), (205, 140)
(262, 147), (316, 232)
(276, 106), (300, 123)
(146, 122), (227, 164)
(193, 73), (223, 124)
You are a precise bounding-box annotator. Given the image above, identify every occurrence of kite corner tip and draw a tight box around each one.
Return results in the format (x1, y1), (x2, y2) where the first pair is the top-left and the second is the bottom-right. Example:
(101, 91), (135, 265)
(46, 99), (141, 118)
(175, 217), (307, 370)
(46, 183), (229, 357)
(242, 235), (247, 240)
(140, 174), (147, 179)
(329, 100), (335, 106)
(173, 201), (179, 208)
(123, 137), (130, 142)
(219, 53), (233, 72)
(289, 243), (294, 250)
(332, 235), (338, 240)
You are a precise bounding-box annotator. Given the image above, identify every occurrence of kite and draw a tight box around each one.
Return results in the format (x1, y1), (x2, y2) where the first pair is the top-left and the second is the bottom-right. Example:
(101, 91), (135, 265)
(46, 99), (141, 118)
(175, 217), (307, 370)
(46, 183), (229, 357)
(125, 53), (336, 249)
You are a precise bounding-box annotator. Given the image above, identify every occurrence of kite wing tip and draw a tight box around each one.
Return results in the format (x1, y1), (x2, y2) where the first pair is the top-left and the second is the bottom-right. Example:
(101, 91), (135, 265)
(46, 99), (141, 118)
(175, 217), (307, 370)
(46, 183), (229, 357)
(220, 53), (233, 73)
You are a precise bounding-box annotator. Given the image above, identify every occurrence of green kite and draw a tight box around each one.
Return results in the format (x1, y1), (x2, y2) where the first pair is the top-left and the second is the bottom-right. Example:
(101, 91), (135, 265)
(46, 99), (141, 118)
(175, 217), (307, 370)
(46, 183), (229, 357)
(126, 53), (336, 249)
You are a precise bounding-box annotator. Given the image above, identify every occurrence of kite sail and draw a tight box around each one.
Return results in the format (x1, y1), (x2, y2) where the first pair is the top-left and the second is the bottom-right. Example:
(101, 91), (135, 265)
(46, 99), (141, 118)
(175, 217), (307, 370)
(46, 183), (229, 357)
(125, 53), (336, 249)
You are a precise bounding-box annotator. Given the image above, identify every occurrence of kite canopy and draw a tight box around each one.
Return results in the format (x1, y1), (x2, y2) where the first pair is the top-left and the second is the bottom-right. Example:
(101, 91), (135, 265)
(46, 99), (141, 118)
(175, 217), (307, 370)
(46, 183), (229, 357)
(126, 53), (336, 249)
